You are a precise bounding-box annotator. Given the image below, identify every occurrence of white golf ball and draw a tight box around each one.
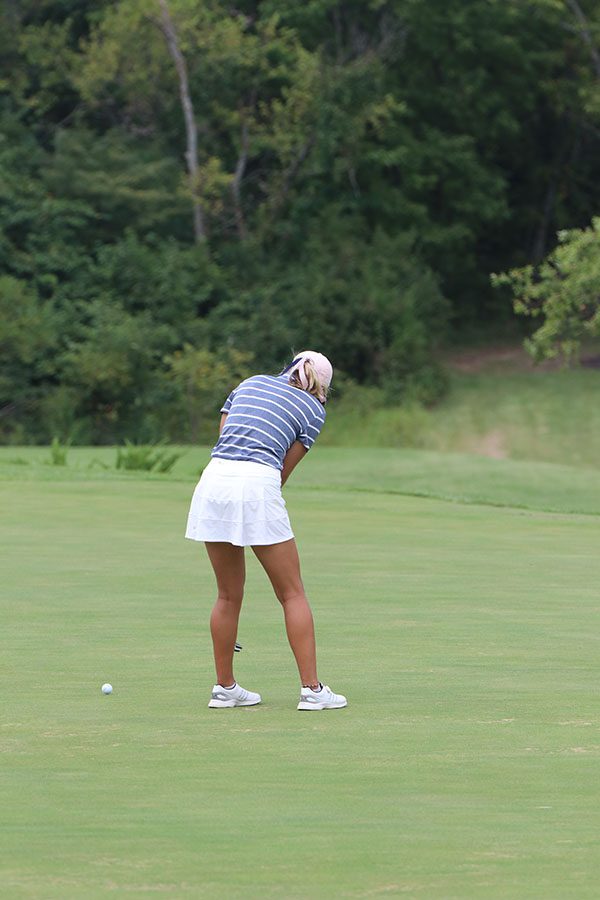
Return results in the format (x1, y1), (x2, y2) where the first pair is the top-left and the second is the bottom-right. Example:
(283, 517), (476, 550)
(101, 683), (113, 695)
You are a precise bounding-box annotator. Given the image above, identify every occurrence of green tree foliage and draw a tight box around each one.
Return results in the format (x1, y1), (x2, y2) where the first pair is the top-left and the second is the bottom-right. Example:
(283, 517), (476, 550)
(1, 0), (600, 442)
(493, 218), (600, 363)
(46, 129), (187, 240)
(208, 226), (448, 401)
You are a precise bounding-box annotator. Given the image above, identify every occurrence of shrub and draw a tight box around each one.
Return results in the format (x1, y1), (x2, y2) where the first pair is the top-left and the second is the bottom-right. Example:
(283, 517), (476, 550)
(164, 346), (254, 443)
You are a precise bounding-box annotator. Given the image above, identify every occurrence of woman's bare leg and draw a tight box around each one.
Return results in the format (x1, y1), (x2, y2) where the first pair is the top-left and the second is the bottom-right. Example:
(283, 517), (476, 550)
(204, 542), (245, 687)
(252, 539), (318, 687)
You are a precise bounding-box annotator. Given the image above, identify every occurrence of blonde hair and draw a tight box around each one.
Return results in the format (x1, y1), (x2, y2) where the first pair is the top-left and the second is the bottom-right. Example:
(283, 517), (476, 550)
(289, 359), (328, 403)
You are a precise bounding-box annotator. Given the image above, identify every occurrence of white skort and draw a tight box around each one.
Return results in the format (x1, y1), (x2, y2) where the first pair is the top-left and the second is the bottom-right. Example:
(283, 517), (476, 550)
(185, 457), (294, 547)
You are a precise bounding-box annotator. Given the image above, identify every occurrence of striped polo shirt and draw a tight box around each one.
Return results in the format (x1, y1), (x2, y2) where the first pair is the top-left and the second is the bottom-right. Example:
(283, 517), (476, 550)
(211, 374), (326, 471)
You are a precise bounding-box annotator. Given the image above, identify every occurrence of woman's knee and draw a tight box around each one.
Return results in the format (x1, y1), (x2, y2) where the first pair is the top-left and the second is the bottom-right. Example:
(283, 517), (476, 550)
(215, 589), (244, 606)
(276, 587), (307, 607)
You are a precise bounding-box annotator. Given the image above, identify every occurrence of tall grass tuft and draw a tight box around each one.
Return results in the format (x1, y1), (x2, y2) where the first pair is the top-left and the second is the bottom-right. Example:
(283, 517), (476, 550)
(48, 437), (70, 466)
(115, 440), (183, 474)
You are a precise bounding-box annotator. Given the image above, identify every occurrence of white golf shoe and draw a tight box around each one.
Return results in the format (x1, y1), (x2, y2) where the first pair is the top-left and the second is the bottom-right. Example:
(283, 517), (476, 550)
(208, 683), (261, 708)
(297, 684), (347, 710)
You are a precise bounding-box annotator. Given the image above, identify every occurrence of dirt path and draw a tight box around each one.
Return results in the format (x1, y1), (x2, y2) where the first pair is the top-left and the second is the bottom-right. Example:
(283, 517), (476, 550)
(443, 342), (600, 374)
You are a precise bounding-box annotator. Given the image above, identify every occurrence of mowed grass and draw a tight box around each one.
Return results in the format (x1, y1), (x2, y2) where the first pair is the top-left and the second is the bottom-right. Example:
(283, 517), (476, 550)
(2, 448), (600, 898)
(3, 444), (600, 515)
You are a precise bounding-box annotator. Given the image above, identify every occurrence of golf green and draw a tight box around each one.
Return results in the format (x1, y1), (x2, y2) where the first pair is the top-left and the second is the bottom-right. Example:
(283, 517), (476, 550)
(2, 449), (600, 898)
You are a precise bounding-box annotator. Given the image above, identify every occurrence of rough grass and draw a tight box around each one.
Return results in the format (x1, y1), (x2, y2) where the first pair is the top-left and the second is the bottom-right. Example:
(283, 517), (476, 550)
(2, 449), (600, 897)
(323, 368), (600, 469)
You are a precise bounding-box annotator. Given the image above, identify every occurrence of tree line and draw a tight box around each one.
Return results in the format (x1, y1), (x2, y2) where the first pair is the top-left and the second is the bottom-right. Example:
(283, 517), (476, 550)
(2, 0), (600, 444)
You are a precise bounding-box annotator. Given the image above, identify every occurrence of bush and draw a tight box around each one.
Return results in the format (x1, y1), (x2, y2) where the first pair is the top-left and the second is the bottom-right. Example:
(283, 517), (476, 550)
(164, 346), (254, 443)
(0, 276), (62, 443)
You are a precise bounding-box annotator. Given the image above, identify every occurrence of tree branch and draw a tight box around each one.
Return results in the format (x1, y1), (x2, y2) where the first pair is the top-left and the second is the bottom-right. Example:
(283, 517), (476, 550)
(0, 402), (17, 419)
(156, 0), (206, 242)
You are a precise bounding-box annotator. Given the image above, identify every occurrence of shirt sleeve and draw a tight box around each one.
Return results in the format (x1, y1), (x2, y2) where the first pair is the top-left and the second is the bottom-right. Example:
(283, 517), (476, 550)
(220, 389), (236, 415)
(298, 407), (326, 451)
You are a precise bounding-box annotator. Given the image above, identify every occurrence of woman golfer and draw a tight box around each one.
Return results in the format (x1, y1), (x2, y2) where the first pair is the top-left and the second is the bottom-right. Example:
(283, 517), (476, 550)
(185, 350), (347, 711)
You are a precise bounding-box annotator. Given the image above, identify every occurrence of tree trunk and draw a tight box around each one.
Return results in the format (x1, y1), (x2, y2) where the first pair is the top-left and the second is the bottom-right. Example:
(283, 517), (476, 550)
(268, 133), (316, 225)
(565, 0), (600, 80)
(157, 0), (206, 243)
(231, 117), (249, 240)
(532, 177), (558, 264)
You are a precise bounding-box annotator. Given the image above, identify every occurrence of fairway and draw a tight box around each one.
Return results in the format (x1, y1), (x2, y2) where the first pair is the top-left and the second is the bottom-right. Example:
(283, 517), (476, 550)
(2, 448), (600, 898)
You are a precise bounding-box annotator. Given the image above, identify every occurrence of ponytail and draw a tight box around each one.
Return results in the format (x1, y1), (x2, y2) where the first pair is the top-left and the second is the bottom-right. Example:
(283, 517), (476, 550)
(289, 359), (327, 402)
(280, 350), (333, 403)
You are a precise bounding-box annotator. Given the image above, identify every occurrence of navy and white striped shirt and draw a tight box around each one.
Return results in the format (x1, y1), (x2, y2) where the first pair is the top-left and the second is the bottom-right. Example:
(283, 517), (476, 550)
(211, 375), (326, 470)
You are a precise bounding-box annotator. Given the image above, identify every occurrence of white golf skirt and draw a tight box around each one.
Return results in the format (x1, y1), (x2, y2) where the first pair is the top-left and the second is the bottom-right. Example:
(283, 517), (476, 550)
(185, 457), (294, 547)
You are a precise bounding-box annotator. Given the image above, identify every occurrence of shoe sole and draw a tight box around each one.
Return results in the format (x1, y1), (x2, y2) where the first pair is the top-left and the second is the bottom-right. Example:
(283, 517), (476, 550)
(297, 700), (347, 710)
(208, 698), (261, 708)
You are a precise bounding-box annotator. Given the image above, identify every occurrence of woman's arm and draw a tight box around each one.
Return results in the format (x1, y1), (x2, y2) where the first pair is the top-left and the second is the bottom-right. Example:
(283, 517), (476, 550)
(281, 440), (307, 487)
(219, 415), (306, 485)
